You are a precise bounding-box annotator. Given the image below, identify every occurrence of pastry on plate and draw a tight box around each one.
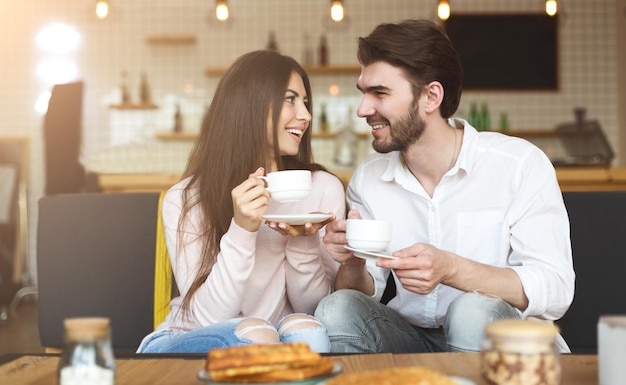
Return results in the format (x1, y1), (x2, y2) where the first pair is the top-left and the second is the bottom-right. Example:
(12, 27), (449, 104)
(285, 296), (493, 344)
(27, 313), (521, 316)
(206, 342), (334, 383)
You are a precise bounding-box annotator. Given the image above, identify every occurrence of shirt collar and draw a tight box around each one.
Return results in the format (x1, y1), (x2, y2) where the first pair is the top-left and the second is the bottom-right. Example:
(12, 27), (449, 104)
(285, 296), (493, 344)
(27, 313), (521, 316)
(380, 117), (479, 182)
(448, 117), (478, 174)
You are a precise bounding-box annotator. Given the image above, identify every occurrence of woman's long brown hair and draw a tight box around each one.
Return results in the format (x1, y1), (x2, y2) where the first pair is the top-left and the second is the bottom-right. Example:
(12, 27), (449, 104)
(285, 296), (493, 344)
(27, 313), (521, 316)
(177, 50), (326, 316)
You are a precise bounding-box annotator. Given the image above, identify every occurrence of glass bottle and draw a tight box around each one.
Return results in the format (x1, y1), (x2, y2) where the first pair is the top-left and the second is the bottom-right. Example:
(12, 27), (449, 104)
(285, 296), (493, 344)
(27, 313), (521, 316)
(302, 33), (313, 66)
(480, 103), (491, 131)
(120, 71), (130, 105)
(481, 319), (561, 385)
(499, 112), (509, 132)
(334, 107), (359, 167)
(468, 102), (479, 129)
(58, 317), (116, 385)
(173, 103), (183, 133)
(318, 35), (328, 66)
(266, 31), (279, 52)
(319, 103), (329, 133)
(139, 72), (151, 104)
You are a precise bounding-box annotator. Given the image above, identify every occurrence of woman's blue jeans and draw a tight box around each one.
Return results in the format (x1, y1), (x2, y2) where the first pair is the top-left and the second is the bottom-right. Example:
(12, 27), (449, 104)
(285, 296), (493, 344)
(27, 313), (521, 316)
(138, 316), (331, 353)
(314, 289), (520, 353)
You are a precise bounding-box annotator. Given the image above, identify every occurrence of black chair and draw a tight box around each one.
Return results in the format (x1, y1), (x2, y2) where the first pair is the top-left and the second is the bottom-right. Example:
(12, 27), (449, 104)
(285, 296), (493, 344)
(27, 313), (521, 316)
(557, 191), (626, 353)
(37, 192), (164, 352)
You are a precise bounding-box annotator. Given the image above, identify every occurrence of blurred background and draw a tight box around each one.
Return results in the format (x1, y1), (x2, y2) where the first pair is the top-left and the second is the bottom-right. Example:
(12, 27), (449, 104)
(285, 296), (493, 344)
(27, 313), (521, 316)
(0, 0), (624, 300)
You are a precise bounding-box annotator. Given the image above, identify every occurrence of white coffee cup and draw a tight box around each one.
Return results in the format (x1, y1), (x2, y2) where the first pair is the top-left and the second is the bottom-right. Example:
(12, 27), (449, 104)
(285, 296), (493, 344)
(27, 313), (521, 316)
(259, 170), (312, 202)
(346, 219), (392, 251)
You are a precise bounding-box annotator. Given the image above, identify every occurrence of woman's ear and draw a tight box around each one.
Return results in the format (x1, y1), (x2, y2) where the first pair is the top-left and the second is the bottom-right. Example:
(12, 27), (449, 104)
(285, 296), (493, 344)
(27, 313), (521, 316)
(423, 81), (444, 113)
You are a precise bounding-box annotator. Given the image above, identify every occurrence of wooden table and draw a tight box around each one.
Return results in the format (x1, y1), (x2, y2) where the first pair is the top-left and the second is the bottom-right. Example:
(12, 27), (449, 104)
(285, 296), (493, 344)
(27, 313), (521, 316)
(0, 353), (598, 385)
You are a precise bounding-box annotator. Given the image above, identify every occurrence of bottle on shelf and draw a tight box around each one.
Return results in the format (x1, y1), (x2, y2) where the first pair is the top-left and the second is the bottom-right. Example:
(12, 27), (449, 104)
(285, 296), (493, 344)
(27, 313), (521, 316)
(480, 103), (490, 131)
(120, 71), (131, 104)
(499, 112), (509, 132)
(318, 34), (328, 66)
(302, 33), (313, 66)
(173, 103), (183, 133)
(139, 72), (151, 104)
(319, 103), (329, 133)
(334, 107), (359, 167)
(468, 102), (479, 129)
(266, 31), (279, 52)
(58, 317), (115, 385)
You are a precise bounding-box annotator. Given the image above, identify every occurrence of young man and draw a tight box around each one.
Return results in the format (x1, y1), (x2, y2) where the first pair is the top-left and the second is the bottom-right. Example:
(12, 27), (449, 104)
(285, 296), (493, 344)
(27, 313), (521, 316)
(314, 19), (574, 353)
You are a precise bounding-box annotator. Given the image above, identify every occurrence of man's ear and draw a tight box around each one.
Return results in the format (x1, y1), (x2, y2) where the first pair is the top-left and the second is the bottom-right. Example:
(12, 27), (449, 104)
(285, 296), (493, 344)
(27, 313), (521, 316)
(423, 81), (444, 113)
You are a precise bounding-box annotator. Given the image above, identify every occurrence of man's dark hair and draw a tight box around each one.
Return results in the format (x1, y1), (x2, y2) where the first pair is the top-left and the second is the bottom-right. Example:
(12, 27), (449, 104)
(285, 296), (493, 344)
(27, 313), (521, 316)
(358, 19), (463, 118)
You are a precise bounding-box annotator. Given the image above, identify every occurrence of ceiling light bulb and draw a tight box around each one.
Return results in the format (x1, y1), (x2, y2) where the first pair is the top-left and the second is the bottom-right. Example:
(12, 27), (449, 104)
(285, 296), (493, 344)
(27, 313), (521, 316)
(546, 0), (557, 16)
(216, 0), (229, 21)
(438, 0), (450, 21)
(96, 0), (109, 20)
(330, 0), (344, 22)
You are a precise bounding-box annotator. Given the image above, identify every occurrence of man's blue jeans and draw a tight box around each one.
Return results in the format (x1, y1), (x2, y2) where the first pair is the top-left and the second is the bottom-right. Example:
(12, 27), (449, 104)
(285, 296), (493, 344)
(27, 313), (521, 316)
(314, 289), (520, 353)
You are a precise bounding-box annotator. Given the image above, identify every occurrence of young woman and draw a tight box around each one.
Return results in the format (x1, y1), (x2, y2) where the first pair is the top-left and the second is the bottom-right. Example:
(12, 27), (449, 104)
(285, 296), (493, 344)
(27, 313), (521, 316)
(138, 50), (346, 353)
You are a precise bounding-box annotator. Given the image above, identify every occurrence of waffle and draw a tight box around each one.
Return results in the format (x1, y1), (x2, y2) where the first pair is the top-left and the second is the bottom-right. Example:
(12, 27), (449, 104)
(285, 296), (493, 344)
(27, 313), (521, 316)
(206, 342), (334, 383)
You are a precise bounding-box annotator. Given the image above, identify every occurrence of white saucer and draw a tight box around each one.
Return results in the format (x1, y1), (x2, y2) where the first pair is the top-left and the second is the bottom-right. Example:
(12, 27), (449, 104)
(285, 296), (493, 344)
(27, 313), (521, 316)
(262, 213), (331, 225)
(343, 245), (397, 260)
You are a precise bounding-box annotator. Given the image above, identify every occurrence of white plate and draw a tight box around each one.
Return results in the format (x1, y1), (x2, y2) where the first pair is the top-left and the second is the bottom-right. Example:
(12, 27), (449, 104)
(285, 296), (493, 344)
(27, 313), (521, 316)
(198, 363), (342, 385)
(262, 213), (331, 225)
(343, 245), (397, 260)
(450, 376), (476, 385)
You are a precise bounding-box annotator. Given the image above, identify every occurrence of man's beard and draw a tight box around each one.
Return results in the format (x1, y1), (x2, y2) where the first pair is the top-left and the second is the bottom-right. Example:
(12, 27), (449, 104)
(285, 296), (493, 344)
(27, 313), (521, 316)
(372, 104), (425, 153)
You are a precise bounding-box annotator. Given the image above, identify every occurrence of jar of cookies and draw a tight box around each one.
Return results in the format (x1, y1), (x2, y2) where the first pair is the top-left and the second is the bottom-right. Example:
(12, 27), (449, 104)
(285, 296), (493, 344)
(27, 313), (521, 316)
(481, 319), (561, 385)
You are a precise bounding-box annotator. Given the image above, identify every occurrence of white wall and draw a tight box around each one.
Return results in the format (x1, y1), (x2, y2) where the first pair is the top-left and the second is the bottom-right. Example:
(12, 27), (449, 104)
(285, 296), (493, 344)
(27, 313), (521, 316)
(0, 0), (620, 284)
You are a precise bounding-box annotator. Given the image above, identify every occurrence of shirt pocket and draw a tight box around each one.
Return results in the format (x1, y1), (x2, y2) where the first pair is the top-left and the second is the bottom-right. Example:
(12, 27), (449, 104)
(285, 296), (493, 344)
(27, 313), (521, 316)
(456, 210), (507, 265)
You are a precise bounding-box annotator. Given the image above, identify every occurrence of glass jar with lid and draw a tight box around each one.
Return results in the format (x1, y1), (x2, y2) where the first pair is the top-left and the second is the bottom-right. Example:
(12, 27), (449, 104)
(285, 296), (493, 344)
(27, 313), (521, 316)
(58, 317), (116, 385)
(481, 319), (561, 385)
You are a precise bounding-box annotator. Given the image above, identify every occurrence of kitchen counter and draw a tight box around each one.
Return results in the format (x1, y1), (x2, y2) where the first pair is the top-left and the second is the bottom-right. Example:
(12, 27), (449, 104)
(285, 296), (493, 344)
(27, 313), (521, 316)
(98, 167), (626, 193)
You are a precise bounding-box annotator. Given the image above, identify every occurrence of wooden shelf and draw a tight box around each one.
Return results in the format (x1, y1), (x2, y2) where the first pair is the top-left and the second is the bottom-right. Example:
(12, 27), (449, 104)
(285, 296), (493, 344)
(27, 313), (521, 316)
(155, 131), (371, 141)
(205, 65), (361, 77)
(506, 129), (558, 138)
(145, 35), (196, 45)
(154, 129), (557, 141)
(109, 102), (158, 110)
(155, 132), (198, 141)
(305, 65), (361, 74)
(313, 131), (370, 139)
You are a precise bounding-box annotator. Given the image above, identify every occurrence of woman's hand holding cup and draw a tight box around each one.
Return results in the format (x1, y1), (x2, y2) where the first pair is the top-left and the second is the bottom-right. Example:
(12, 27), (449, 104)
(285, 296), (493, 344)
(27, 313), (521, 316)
(232, 167), (271, 232)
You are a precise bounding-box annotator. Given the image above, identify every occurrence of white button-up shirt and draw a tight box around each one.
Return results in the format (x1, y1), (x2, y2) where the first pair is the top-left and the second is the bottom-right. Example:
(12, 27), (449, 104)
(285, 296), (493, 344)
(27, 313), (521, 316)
(347, 118), (575, 328)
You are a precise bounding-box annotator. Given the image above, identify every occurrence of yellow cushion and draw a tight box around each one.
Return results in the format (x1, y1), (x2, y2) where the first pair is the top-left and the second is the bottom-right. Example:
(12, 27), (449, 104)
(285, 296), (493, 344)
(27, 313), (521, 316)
(153, 191), (172, 329)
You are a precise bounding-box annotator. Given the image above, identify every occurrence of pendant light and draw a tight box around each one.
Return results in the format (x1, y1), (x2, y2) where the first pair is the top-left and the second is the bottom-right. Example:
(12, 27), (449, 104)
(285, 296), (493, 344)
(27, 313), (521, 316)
(95, 0), (109, 20)
(437, 0), (450, 21)
(216, 0), (229, 22)
(330, 0), (344, 22)
(545, 0), (558, 17)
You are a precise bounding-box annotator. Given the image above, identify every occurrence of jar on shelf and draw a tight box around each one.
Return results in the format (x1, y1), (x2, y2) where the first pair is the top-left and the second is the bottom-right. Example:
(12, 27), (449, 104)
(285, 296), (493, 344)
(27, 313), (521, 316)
(481, 319), (561, 385)
(59, 317), (116, 385)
